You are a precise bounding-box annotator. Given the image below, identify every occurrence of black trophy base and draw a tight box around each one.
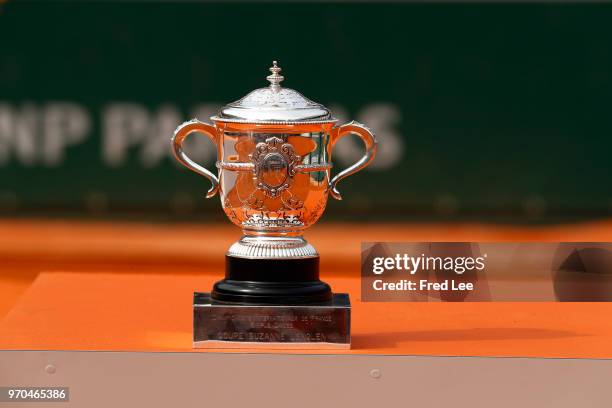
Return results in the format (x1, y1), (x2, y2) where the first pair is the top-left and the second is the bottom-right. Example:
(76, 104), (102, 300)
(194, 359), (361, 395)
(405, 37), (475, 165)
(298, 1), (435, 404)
(194, 292), (351, 350)
(211, 256), (332, 304)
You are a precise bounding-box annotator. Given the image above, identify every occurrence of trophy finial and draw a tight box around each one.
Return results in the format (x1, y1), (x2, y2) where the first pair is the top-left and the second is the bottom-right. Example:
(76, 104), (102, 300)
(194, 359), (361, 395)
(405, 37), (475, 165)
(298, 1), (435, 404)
(266, 60), (284, 91)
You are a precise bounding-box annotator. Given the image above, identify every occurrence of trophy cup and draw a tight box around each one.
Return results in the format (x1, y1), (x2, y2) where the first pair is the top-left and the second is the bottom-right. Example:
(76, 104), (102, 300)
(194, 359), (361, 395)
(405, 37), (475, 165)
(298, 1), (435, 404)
(172, 61), (376, 349)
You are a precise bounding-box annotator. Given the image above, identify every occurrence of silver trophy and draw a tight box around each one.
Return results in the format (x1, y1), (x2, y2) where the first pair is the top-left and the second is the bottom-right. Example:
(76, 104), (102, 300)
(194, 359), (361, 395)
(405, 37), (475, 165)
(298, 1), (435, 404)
(172, 62), (377, 348)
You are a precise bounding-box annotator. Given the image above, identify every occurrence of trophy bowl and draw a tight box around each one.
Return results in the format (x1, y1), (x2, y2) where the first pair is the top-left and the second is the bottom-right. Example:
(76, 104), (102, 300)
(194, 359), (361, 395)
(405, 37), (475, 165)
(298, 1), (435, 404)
(172, 61), (376, 348)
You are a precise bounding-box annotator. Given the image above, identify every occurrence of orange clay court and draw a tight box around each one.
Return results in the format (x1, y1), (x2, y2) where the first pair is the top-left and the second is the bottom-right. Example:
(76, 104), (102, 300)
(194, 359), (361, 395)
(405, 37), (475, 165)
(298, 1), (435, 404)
(1, 219), (612, 358)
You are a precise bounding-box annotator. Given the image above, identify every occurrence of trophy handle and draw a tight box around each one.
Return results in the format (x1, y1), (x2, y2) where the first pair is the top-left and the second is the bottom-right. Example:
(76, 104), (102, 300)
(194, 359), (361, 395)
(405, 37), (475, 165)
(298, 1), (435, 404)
(172, 119), (219, 198)
(329, 121), (377, 200)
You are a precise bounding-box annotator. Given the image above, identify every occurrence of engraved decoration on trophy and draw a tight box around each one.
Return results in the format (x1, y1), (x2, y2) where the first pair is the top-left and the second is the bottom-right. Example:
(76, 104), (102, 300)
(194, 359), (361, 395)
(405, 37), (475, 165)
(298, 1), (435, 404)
(172, 60), (376, 258)
(250, 136), (299, 199)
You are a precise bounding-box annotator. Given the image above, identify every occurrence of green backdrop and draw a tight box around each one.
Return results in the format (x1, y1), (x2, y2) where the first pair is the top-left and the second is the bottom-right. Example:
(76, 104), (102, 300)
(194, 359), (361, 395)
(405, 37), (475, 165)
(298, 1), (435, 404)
(0, 2), (611, 221)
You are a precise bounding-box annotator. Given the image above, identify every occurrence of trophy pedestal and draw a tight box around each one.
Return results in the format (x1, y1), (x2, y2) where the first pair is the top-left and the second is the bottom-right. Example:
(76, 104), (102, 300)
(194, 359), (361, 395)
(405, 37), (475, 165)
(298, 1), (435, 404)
(211, 255), (332, 304)
(193, 293), (351, 350)
(193, 251), (350, 350)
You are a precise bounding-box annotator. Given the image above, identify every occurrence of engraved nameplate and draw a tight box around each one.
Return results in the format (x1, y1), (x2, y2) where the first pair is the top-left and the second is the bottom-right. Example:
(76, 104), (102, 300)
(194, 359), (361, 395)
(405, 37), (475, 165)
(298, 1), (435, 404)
(193, 293), (350, 350)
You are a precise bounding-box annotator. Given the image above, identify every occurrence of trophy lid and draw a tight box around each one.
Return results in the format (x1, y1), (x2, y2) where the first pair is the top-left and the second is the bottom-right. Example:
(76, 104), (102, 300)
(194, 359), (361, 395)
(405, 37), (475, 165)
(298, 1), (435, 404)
(211, 61), (336, 124)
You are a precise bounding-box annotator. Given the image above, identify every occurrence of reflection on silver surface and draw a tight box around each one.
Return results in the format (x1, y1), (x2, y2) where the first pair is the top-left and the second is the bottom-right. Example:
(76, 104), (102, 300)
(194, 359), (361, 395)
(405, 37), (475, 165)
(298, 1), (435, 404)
(194, 292), (350, 350)
(211, 61), (335, 124)
(172, 62), (377, 259)
(227, 235), (317, 259)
